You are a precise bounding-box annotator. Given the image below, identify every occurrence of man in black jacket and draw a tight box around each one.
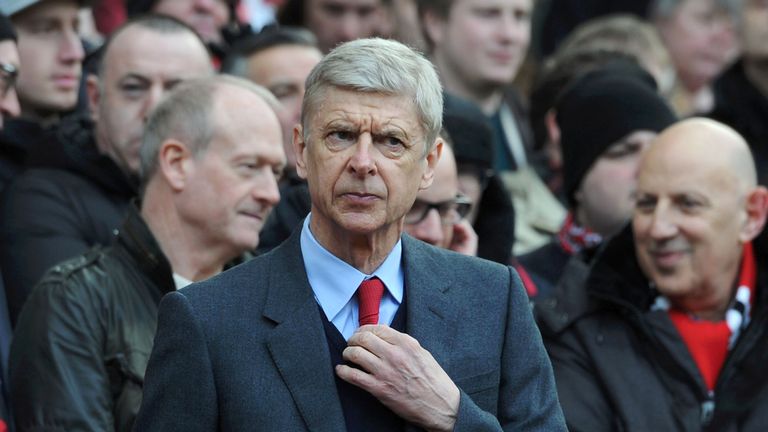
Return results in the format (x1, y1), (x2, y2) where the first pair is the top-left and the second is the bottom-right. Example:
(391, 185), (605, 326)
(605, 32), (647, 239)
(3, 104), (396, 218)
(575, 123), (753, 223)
(9, 75), (285, 432)
(0, 15), (213, 325)
(0, 0), (86, 195)
(538, 118), (768, 431)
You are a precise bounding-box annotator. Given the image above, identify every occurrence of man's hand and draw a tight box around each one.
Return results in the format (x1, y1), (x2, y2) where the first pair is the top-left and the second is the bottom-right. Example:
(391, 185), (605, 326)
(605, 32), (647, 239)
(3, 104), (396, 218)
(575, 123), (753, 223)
(335, 325), (460, 432)
(449, 219), (478, 256)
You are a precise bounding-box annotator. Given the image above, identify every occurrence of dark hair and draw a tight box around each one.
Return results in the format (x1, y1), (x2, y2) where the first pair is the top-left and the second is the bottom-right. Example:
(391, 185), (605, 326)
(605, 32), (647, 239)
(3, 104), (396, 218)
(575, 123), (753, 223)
(416, 0), (455, 52)
(276, 0), (306, 27)
(221, 26), (318, 75)
(0, 13), (16, 41)
(529, 49), (642, 151)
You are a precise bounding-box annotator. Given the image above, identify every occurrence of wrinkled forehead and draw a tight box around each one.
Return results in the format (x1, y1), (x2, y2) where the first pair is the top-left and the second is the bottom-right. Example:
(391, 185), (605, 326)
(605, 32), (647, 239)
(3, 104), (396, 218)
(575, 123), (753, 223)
(309, 85), (422, 125)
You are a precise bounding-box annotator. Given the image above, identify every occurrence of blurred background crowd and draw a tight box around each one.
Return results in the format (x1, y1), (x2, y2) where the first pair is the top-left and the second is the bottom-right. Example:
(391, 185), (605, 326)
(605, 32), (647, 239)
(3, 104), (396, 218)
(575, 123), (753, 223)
(0, 0), (767, 430)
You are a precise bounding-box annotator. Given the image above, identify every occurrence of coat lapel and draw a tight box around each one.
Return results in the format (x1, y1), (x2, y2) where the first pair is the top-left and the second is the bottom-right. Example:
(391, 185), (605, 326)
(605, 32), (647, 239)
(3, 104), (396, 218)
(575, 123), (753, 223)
(263, 231), (346, 432)
(401, 235), (458, 373)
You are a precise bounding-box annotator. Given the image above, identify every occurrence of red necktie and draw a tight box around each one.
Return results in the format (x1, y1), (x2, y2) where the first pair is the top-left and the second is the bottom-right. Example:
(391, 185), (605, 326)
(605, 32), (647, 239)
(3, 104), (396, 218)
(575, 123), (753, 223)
(357, 277), (385, 326)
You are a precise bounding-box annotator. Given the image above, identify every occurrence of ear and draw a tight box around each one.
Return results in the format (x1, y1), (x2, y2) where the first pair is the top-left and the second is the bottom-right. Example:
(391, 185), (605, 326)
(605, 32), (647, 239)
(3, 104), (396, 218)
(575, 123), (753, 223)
(158, 139), (193, 192)
(422, 9), (447, 48)
(293, 124), (309, 180)
(419, 138), (443, 191)
(740, 186), (768, 243)
(85, 74), (100, 122)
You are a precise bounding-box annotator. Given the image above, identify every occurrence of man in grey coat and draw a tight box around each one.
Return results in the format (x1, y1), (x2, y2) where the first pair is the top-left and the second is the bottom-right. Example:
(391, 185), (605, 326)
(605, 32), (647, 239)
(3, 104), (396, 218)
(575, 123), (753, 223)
(135, 38), (565, 432)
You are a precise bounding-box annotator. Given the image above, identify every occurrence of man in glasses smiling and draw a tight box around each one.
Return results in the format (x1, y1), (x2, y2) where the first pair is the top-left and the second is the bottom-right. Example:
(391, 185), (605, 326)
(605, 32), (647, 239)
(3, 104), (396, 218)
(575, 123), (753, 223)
(404, 140), (478, 255)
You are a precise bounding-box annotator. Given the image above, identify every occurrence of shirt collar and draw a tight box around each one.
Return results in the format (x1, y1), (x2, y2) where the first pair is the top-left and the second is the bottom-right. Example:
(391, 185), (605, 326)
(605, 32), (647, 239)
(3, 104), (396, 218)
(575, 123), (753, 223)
(173, 273), (193, 290)
(300, 214), (404, 322)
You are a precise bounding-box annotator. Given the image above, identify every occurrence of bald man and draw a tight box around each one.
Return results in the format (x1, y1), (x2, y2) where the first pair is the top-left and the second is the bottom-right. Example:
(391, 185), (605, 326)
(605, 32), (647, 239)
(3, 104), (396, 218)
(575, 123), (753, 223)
(536, 118), (768, 431)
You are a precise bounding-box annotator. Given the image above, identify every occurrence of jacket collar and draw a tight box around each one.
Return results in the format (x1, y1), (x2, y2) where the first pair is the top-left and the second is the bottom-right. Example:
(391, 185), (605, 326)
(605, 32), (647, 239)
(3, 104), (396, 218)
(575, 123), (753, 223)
(115, 202), (175, 298)
(586, 224), (768, 314)
(585, 224), (656, 311)
(260, 227), (456, 431)
(54, 115), (139, 196)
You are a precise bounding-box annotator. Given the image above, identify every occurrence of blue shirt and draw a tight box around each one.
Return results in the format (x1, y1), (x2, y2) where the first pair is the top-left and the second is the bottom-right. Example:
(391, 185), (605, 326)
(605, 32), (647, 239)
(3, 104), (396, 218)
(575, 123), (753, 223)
(300, 215), (404, 340)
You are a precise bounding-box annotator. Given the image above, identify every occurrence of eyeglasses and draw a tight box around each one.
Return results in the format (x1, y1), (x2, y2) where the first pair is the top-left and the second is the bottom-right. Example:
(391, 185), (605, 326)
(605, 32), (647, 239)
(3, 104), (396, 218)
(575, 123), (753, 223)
(405, 194), (472, 226)
(1, 62), (18, 98)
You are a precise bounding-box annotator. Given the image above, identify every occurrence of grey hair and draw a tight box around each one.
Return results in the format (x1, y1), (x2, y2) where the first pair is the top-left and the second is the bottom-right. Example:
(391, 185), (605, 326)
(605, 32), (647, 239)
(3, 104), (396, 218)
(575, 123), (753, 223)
(301, 38), (443, 156)
(139, 75), (280, 191)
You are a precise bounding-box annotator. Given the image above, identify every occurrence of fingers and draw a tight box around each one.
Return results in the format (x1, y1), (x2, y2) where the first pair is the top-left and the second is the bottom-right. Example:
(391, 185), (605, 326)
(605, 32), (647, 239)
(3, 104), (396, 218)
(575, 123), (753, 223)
(335, 363), (385, 392)
(341, 343), (383, 373)
(335, 329), (461, 431)
(450, 220), (478, 256)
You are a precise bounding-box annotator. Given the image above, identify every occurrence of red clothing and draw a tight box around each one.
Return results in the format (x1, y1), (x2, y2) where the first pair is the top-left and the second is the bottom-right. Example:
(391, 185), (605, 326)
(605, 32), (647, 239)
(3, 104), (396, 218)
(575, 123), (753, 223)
(669, 242), (756, 391)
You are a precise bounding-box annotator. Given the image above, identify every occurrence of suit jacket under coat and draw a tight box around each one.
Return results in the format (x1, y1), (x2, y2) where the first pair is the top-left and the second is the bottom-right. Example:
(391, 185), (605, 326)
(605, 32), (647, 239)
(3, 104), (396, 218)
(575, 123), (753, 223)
(135, 229), (565, 431)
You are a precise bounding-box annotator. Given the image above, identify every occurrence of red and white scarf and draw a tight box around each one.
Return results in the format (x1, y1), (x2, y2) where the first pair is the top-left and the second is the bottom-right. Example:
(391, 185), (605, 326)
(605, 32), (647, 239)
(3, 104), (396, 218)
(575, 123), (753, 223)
(558, 212), (603, 255)
(651, 242), (756, 391)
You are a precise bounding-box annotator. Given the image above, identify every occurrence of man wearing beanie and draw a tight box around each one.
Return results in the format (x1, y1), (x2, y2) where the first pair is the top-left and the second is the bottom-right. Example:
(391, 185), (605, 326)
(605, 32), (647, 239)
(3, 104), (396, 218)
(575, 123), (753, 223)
(518, 64), (676, 299)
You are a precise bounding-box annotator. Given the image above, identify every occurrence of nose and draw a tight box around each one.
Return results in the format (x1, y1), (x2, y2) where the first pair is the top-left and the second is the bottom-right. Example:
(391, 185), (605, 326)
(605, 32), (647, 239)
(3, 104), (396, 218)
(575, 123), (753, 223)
(647, 204), (678, 240)
(410, 209), (445, 247)
(141, 85), (166, 123)
(252, 168), (281, 208)
(498, 11), (526, 44)
(59, 29), (85, 64)
(348, 137), (377, 177)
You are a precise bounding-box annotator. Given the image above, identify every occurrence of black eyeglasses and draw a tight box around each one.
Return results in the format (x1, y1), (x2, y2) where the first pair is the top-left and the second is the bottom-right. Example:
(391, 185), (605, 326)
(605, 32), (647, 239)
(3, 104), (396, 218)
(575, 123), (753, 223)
(1, 62), (18, 98)
(405, 194), (472, 226)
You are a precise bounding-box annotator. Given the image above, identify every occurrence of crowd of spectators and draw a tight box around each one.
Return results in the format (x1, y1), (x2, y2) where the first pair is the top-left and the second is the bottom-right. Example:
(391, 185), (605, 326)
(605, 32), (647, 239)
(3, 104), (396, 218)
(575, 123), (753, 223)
(1, 0), (767, 430)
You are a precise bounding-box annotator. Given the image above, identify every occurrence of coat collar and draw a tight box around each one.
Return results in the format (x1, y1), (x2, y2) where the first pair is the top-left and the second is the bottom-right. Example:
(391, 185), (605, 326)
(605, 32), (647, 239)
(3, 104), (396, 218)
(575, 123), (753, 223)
(114, 202), (175, 299)
(262, 228), (346, 432)
(261, 229), (457, 431)
(586, 224), (768, 315)
(401, 234), (456, 371)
